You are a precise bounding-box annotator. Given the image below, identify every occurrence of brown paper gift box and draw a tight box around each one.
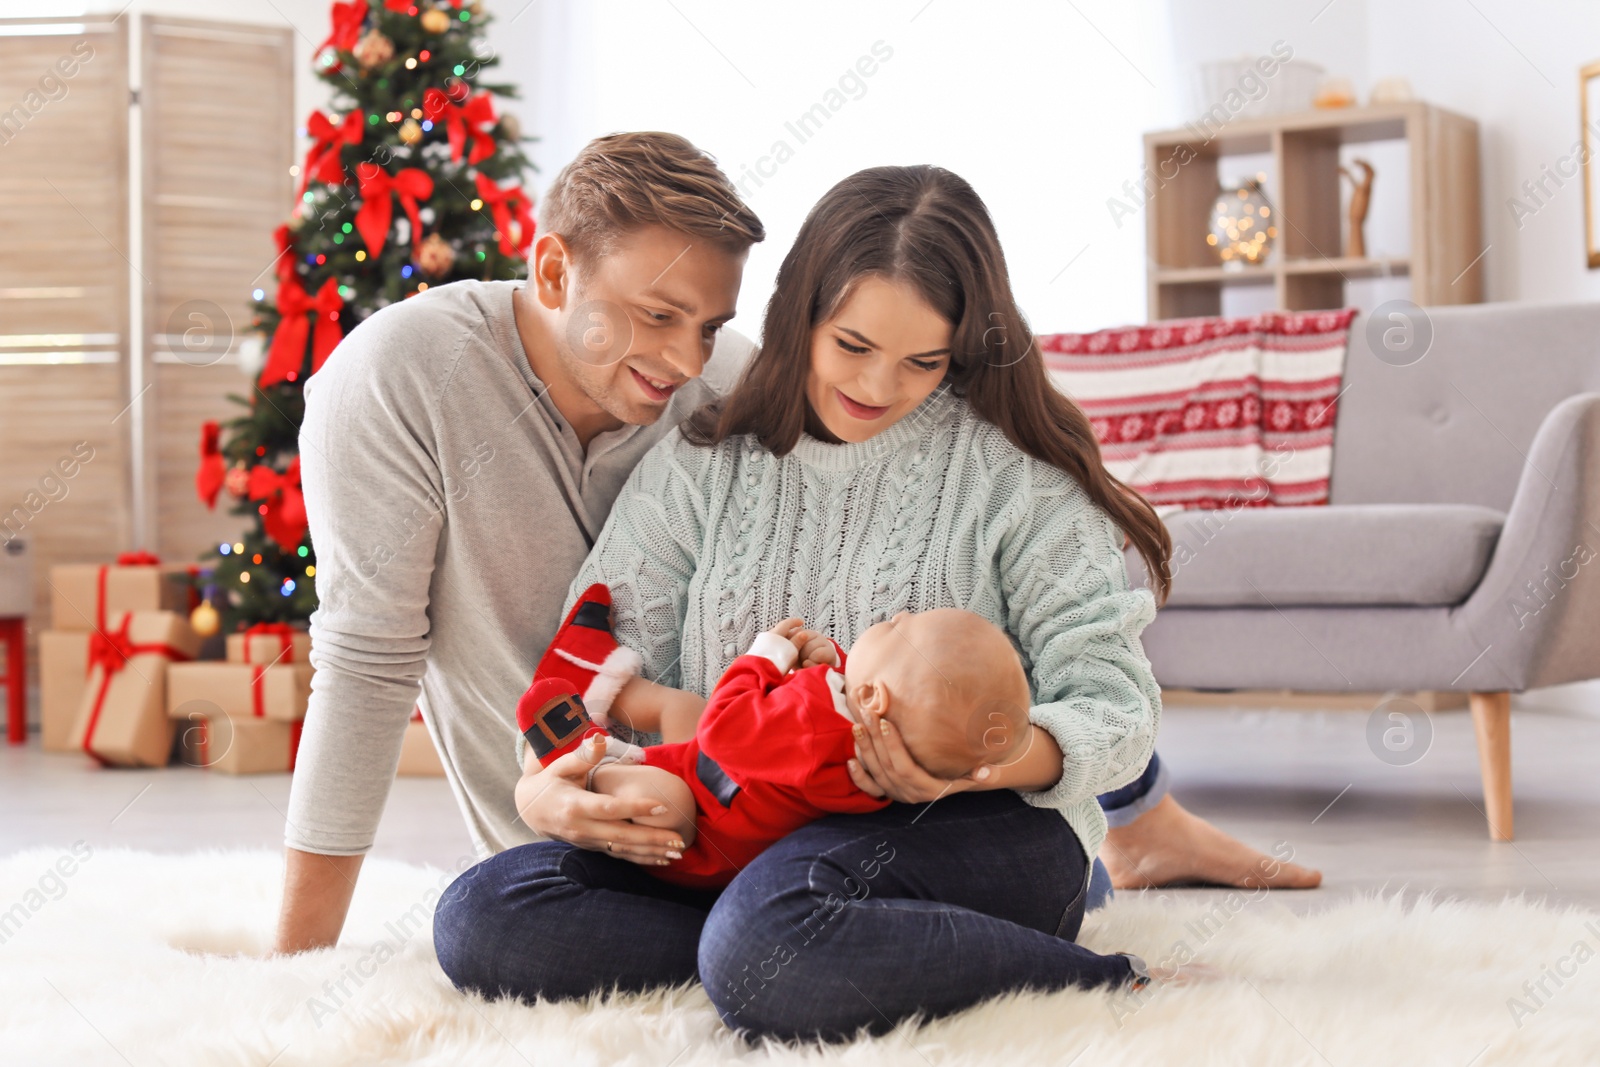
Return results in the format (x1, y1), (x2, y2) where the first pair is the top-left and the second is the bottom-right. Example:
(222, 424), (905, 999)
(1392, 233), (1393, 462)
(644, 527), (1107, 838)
(50, 561), (192, 632)
(39, 630), (91, 752)
(166, 661), (313, 723)
(68, 611), (201, 767)
(225, 628), (312, 666)
(396, 714), (444, 777)
(177, 715), (302, 775)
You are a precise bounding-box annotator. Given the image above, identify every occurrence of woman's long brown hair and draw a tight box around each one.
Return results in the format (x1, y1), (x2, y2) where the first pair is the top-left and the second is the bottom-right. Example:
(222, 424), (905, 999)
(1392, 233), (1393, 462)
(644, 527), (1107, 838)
(685, 164), (1172, 605)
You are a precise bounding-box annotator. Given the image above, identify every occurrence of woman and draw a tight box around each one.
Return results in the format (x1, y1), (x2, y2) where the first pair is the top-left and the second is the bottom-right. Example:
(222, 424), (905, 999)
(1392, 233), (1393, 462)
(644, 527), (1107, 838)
(434, 165), (1314, 1039)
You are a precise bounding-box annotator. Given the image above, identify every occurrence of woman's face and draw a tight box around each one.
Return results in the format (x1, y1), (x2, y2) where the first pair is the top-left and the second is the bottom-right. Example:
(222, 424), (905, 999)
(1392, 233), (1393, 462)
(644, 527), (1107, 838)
(805, 275), (953, 443)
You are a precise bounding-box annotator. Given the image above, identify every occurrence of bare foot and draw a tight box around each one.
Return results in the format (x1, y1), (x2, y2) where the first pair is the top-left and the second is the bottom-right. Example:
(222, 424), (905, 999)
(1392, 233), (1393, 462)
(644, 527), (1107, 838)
(1100, 795), (1322, 890)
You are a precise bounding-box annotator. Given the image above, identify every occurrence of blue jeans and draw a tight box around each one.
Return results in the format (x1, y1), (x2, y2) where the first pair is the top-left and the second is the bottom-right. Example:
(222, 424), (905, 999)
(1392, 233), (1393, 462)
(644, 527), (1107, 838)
(435, 789), (1139, 1041)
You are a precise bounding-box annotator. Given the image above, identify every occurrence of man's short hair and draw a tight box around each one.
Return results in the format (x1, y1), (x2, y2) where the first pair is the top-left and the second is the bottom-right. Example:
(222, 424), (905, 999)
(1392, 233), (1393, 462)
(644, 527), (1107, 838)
(540, 131), (764, 263)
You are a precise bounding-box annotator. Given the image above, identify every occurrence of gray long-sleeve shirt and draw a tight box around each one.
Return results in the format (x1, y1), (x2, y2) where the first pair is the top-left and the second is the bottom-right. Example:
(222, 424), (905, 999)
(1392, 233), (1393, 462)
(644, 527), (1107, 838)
(285, 279), (750, 856)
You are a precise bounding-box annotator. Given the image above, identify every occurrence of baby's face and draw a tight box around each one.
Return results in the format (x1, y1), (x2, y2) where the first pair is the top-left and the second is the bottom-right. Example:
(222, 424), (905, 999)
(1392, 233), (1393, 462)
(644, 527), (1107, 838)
(845, 609), (1031, 779)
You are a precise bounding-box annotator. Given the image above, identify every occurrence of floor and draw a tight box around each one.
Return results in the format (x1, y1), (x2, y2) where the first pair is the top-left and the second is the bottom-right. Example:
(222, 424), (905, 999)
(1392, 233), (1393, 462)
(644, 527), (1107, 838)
(5, 695), (1599, 913)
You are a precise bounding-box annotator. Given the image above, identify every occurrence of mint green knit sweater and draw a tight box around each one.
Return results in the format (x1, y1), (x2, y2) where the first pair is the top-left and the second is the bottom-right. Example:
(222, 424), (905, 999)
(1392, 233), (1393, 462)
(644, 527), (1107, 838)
(570, 383), (1162, 861)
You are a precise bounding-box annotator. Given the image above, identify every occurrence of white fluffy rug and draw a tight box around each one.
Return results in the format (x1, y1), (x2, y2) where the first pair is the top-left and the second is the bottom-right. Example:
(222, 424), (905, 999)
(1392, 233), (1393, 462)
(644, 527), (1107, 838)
(3, 847), (1599, 1066)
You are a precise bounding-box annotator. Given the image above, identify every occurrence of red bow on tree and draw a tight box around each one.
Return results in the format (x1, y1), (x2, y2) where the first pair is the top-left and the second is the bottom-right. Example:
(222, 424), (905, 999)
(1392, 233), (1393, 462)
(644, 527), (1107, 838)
(474, 172), (535, 259)
(355, 162), (434, 260)
(423, 88), (497, 165)
(197, 421), (225, 509)
(271, 224), (297, 284)
(248, 456), (309, 553)
(300, 109), (365, 196)
(261, 276), (344, 388)
(318, 0), (368, 55)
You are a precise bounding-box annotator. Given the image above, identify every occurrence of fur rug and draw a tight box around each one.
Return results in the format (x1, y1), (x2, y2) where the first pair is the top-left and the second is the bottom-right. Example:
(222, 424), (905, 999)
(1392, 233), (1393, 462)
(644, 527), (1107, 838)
(2, 847), (1598, 1066)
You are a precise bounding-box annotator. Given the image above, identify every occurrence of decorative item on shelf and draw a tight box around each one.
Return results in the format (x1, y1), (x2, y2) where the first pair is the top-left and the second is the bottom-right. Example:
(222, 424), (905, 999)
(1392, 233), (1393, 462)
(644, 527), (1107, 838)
(1192, 55), (1323, 119)
(1207, 176), (1277, 267)
(1370, 77), (1415, 105)
(1340, 158), (1376, 259)
(1313, 76), (1357, 109)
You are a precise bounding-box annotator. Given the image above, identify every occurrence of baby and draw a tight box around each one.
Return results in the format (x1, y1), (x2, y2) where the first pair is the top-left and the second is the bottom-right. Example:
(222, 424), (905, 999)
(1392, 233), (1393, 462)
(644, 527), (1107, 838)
(517, 584), (1034, 889)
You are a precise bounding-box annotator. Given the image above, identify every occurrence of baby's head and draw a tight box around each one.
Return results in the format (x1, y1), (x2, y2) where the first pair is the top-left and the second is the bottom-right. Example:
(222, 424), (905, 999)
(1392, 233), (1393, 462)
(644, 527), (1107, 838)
(843, 609), (1031, 779)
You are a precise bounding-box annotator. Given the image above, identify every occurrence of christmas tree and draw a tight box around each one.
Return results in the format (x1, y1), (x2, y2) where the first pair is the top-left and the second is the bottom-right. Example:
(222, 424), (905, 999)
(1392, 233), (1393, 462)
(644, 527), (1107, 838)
(194, 0), (535, 637)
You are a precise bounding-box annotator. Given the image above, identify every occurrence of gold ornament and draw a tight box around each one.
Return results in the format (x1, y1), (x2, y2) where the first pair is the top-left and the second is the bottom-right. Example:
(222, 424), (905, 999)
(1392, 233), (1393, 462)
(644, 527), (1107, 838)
(190, 601), (220, 638)
(498, 112), (521, 142)
(416, 232), (456, 276)
(225, 464), (252, 498)
(420, 8), (451, 34)
(399, 118), (422, 145)
(353, 29), (394, 69)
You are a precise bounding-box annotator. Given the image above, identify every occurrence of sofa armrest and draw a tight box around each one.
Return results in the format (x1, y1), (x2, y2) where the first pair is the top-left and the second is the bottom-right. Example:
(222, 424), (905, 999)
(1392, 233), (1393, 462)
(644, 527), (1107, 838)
(1458, 392), (1600, 690)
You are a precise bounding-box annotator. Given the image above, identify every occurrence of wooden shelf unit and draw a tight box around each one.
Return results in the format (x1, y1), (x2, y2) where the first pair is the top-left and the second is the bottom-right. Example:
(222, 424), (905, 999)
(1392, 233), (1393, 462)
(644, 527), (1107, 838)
(1144, 102), (1482, 319)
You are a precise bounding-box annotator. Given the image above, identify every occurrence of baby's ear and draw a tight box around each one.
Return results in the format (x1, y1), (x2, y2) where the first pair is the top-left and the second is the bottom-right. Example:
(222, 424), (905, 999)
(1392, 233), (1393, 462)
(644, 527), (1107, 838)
(855, 680), (888, 716)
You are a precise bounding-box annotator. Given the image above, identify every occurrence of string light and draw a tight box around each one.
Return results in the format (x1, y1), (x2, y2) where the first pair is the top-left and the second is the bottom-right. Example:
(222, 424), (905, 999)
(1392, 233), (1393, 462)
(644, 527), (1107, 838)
(297, 546), (309, 558)
(233, 543), (244, 554)
(419, 49), (430, 61)
(305, 565), (316, 577)
(252, 288), (264, 300)
(219, 543), (232, 555)
(470, 198), (483, 210)
(281, 579), (296, 596)
(355, 250), (367, 262)
(240, 572), (251, 583)
(405, 57), (417, 69)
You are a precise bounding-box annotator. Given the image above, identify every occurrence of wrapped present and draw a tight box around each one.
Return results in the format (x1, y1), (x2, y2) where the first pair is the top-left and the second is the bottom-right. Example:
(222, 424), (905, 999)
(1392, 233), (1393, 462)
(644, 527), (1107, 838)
(226, 622), (312, 666)
(69, 611), (200, 767)
(396, 709), (444, 777)
(178, 714), (303, 775)
(166, 660), (313, 722)
(38, 630), (92, 752)
(51, 551), (195, 632)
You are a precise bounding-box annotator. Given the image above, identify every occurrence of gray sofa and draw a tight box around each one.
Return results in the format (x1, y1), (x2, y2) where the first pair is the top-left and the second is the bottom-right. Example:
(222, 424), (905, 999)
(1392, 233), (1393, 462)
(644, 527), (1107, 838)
(1125, 300), (1600, 840)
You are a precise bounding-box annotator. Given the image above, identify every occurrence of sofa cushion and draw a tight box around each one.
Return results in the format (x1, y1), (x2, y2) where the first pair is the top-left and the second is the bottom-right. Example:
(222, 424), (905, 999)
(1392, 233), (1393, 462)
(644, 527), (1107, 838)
(1124, 504), (1505, 608)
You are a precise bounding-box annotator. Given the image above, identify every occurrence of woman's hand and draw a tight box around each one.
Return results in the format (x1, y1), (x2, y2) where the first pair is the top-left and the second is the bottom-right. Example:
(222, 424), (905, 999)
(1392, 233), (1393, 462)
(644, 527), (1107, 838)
(846, 710), (992, 804)
(514, 744), (685, 866)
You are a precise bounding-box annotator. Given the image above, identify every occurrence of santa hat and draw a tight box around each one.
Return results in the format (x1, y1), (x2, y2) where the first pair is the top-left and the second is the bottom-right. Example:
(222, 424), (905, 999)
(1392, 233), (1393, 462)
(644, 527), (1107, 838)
(533, 583), (643, 729)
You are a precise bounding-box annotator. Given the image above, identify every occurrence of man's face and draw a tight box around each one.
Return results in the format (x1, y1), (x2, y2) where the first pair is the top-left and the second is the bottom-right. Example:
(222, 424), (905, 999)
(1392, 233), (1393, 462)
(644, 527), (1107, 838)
(552, 224), (746, 427)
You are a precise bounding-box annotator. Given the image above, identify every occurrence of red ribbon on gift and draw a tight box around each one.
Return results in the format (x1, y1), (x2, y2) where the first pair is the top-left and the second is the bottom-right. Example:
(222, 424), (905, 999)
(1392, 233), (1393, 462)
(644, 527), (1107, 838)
(355, 162), (433, 260)
(423, 88), (496, 165)
(473, 173), (535, 259)
(80, 612), (193, 766)
(197, 421), (224, 509)
(244, 622), (302, 664)
(317, 0), (368, 56)
(261, 276), (343, 388)
(248, 457), (308, 553)
(300, 109), (365, 196)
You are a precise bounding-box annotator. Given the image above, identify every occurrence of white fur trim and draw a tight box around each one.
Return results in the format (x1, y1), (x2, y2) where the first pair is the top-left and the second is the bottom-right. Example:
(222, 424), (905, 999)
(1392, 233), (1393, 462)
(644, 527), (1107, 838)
(746, 631), (799, 673)
(824, 668), (854, 723)
(554, 644), (643, 726)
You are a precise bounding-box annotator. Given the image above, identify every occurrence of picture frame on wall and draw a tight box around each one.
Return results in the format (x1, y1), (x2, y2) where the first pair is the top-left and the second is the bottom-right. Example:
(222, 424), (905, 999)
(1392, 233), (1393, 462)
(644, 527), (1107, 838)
(1583, 59), (1600, 268)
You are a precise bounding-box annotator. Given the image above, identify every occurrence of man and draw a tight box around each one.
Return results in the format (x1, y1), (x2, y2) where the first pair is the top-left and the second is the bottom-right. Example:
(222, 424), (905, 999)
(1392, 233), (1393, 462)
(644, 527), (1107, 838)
(276, 132), (765, 951)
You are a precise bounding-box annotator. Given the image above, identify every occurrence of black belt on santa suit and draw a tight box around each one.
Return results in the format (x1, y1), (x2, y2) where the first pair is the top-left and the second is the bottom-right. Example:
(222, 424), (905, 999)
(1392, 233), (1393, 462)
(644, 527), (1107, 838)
(696, 750), (741, 807)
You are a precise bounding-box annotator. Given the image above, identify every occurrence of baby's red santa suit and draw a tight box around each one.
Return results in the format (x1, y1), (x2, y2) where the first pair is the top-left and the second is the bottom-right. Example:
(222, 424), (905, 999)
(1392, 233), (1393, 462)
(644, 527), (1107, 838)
(528, 584), (643, 731)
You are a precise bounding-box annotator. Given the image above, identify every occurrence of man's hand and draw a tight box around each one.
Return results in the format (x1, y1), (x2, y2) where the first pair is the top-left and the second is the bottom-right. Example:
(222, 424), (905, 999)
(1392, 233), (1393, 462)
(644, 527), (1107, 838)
(275, 848), (365, 954)
(514, 741), (685, 865)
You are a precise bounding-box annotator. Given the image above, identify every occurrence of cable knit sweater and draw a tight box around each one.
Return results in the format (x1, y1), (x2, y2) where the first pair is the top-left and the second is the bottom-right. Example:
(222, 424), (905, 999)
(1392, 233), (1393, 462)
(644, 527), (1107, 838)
(570, 383), (1162, 862)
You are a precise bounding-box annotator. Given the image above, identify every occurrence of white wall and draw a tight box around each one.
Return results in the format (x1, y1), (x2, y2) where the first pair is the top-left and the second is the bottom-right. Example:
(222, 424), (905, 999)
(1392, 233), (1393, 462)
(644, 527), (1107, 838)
(496, 0), (1178, 335)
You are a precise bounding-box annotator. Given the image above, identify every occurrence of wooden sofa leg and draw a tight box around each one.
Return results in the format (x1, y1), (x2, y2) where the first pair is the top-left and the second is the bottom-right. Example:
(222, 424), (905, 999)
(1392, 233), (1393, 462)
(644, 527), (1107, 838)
(1469, 691), (1513, 841)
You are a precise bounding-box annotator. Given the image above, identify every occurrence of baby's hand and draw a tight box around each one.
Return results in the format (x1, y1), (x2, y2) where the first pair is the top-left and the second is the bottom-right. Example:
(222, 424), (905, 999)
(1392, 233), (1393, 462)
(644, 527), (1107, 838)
(795, 631), (838, 669)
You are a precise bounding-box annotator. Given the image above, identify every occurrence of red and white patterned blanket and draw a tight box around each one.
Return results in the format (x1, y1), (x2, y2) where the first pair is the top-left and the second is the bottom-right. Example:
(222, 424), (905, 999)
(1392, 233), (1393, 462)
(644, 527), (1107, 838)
(1040, 308), (1358, 513)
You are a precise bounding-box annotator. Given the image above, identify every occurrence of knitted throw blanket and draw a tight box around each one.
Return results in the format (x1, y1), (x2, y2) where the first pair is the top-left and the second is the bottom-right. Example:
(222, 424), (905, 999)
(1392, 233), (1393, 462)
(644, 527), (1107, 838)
(1040, 308), (1358, 513)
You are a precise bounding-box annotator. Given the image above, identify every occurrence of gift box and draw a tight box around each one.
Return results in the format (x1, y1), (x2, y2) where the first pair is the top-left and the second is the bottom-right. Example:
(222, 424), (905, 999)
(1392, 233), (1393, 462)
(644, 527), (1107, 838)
(38, 630), (92, 752)
(69, 611), (201, 767)
(226, 623), (312, 666)
(50, 553), (193, 632)
(177, 714), (303, 775)
(166, 660), (313, 723)
(396, 711), (444, 777)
